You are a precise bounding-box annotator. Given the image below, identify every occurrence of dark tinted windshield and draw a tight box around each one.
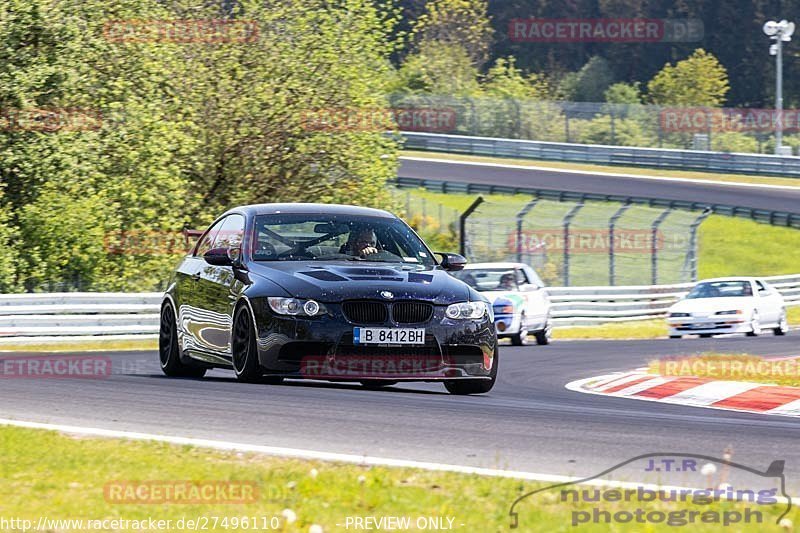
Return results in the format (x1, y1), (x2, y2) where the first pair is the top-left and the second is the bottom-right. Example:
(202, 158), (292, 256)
(252, 214), (435, 265)
(452, 269), (517, 291)
(686, 281), (753, 299)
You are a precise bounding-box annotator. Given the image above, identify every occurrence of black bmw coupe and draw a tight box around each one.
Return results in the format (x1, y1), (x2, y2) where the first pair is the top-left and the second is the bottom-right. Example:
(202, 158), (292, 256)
(159, 203), (498, 394)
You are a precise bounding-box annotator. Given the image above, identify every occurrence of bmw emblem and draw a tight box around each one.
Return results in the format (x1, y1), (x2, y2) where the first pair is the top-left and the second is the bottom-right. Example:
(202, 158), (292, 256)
(380, 291), (394, 300)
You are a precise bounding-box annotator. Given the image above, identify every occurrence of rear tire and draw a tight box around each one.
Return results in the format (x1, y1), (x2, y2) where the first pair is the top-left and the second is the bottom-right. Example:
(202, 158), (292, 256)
(231, 304), (263, 383)
(669, 335), (682, 339)
(159, 303), (206, 378)
(444, 347), (498, 395)
(774, 310), (788, 336)
(699, 334), (713, 338)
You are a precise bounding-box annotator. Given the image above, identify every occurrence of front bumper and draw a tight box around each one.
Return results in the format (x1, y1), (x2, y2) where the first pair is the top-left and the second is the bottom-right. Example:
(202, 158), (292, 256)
(667, 316), (751, 336)
(494, 313), (547, 338)
(250, 299), (497, 380)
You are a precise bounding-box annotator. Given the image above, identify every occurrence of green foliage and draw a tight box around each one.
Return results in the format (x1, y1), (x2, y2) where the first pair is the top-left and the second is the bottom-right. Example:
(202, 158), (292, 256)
(0, 0), (402, 292)
(392, 41), (481, 95)
(710, 132), (760, 153)
(411, 0), (493, 67)
(647, 49), (730, 106)
(559, 56), (615, 102)
(0, 194), (18, 292)
(604, 82), (642, 104)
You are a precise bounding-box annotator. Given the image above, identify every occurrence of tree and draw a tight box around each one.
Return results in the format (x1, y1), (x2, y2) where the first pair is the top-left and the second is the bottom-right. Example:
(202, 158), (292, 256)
(392, 41), (481, 95)
(647, 49), (730, 106)
(559, 56), (615, 102)
(411, 0), (493, 67)
(604, 82), (642, 104)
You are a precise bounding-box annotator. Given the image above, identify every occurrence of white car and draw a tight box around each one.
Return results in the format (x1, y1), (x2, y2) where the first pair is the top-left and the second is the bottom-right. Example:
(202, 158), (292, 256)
(667, 277), (788, 338)
(452, 262), (552, 346)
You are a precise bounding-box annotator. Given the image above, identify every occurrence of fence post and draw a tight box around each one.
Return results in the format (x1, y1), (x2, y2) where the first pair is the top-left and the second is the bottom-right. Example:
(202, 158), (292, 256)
(687, 208), (713, 282)
(515, 198), (539, 263)
(608, 203), (631, 286)
(562, 204), (584, 286)
(459, 196), (484, 257)
(651, 209), (673, 285)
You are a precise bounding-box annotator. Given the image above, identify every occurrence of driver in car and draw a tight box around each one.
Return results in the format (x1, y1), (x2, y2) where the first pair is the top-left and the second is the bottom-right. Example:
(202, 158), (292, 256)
(341, 228), (380, 258)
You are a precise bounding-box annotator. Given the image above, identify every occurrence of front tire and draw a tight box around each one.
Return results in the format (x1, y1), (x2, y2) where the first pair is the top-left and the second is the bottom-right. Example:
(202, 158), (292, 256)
(746, 312), (761, 337)
(231, 304), (263, 383)
(774, 310), (788, 336)
(444, 347), (498, 395)
(159, 303), (206, 378)
(534, 320), (551, 346)
(510, 314), (529, 346)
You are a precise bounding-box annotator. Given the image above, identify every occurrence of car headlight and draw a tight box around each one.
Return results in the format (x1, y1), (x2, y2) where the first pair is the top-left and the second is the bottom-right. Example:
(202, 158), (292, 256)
(715, 310), (743, 315)
(446, 301), (490, 320)
(268, 297), (326, 317)
(669, 312), (691, 318)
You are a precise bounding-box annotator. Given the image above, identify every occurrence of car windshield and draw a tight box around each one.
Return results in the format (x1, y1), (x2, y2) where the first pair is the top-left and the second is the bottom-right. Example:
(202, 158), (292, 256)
(251, 213), (435, 265)
(686, 281), (753, 299)
(452, 269), (517, 291)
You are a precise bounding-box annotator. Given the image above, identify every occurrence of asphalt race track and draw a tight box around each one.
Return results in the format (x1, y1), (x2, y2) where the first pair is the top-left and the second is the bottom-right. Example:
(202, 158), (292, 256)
(398, 157), (800, 215)
(3, 335), (800, 492)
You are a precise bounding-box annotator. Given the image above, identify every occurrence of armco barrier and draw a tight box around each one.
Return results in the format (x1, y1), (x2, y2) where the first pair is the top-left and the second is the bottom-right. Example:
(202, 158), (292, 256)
(0, 276), (798, 340)
(400, 131), (800, 178)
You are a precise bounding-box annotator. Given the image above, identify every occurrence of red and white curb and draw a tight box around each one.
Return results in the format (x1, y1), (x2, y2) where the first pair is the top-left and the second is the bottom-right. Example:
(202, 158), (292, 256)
(566, 370), (800, 418)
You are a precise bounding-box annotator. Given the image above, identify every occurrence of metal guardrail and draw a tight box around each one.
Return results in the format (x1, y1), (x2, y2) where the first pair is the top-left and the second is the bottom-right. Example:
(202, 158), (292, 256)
(0, 278), (798, 339)
(401, 131), (800, 178)
(0, 293), (161, 340)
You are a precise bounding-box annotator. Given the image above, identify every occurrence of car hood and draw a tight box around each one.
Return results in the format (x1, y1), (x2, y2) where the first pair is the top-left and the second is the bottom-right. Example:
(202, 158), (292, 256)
(669, 297), (755, 315)
(247, 261), (471, 304)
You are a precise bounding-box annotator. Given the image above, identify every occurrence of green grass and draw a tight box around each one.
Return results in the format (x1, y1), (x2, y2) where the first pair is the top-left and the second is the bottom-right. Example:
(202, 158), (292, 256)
(553, 320), (668, 340)
(0, 338), (157, 353)
(397, 187), (800, 284)
(648, 353), (800, 387)
(402, 150), (800, 189)
(698, 216), (800, 278)
(1, 425), (796, 532)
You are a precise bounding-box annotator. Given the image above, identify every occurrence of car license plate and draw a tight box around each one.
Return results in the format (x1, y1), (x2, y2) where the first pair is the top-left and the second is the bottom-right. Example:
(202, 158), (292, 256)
(353, 328), (425, 345)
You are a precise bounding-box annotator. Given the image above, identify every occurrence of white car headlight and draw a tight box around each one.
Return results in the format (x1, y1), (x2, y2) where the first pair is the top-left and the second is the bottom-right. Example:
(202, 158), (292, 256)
(669, 312), (691, 318)
(715, 310), (743, 315)
(268, 297), (326, 317)
(446, 301), (490, 320)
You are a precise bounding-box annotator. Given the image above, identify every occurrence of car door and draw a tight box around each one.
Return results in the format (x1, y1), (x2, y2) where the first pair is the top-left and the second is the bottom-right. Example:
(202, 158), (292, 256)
(516, 267), (547, 327)
(755, 279), (781, 324)
(175, 217), (225, 354)
(191, 214), (247, 357)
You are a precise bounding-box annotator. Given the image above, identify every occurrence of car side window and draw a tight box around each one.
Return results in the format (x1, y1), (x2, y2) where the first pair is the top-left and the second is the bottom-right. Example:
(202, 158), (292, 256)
(525, 267), (545, 288)
(194, 218), (226, 257)
(756, 281), (769, 295)
(213, 214), (245, 250)
(515, 269), (528, 286)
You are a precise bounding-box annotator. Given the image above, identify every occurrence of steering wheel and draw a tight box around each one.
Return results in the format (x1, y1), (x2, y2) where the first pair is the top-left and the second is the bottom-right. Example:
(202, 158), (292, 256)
(277, 247), (315, 259)
(255, 242), (277, 259)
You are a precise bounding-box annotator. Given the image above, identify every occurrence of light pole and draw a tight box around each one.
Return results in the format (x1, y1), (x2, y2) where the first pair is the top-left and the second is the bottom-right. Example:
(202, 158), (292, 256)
(763, 19), (795, 155)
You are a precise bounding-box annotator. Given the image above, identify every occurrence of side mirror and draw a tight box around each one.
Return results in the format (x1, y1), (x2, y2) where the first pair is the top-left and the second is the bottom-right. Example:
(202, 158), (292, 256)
(437, 252), (467, 271)
(203, 246), (241, 267)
